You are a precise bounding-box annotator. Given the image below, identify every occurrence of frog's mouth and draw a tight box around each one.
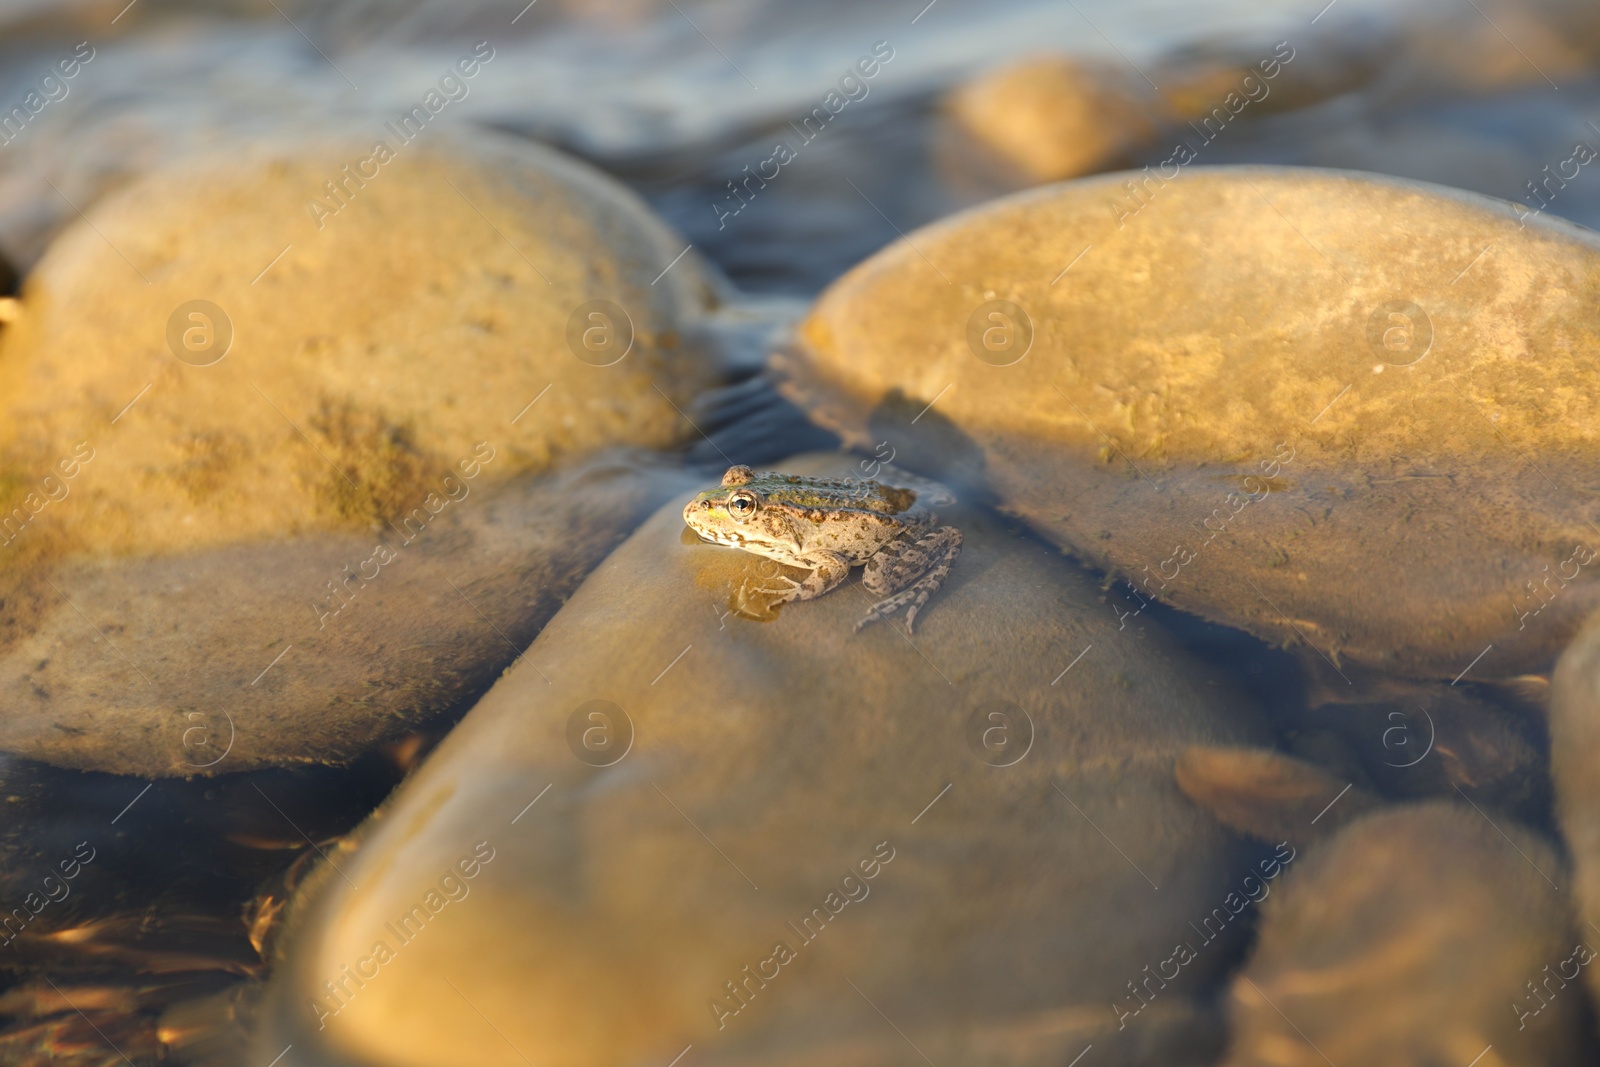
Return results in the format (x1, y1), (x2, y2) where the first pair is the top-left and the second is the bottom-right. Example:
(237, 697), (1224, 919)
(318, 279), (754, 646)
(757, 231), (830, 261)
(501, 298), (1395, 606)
(681, 523), (738, 548)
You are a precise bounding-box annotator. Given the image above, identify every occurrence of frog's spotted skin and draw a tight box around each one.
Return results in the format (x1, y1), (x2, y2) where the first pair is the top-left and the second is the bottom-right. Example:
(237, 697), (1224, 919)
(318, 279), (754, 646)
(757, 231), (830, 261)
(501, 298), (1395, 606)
(682, 464), (963, 632)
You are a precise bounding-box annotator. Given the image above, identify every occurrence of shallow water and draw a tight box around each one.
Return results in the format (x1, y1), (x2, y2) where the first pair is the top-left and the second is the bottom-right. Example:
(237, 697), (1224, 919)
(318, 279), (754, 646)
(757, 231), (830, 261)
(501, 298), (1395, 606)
(0, 0), (1597, 1062)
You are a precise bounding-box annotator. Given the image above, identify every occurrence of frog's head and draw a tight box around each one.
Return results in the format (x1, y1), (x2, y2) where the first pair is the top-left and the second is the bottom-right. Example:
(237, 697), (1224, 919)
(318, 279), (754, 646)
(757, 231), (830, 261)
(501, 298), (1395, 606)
(682, 465), (788, 550)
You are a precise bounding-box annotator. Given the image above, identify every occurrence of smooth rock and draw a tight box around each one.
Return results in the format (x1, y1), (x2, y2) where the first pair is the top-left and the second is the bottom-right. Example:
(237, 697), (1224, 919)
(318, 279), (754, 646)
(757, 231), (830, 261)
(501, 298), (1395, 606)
(255, 453), (1271, 1067)
(1550, 608), (1600, 1016)
(0, 456), (696, 775)
(943, 0), (1600, 195)
(0, 128), (721, 774)
(1175, 745), (1382, 846)
(946, 57), (1164, 182)
(776, 167), (1600, 680)
(943, 42), (1314, 186)
(1222, 802), (1592, 1066)
(1295, 664), (1551, 821)
(0, 128), (719, 554)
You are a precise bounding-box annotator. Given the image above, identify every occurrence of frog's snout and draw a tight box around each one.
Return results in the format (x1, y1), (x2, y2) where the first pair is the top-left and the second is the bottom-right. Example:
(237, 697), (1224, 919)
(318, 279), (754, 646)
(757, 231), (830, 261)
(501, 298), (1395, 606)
(682, 495), (713, 529)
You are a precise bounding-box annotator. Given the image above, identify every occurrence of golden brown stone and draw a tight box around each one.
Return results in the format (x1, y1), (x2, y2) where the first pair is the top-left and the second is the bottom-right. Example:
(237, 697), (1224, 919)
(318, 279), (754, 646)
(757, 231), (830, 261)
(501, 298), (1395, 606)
(777, 167), (1600, 680)
(1223, 803), (1592, 1066)
(256, 454), (1270, 1067)
(946, 57), (1164, 182)
(0, 128), (721, 774)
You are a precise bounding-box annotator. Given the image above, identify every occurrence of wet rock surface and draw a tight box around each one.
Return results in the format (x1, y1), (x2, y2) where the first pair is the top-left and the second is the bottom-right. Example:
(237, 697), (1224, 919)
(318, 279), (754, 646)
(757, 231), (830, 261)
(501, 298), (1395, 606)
(1222, 802), (1594, 1067)
(0, 128), (719, 548)
(255, 453), (1271, 1067)
(1550, 608), (1600, 1018)
(1175, 745), (1382, 846)
(1294, 666), (1553, 822)
(778, 167), (1600, 681)
(0, 455), (697, 775)
(0, 128), (721, 775)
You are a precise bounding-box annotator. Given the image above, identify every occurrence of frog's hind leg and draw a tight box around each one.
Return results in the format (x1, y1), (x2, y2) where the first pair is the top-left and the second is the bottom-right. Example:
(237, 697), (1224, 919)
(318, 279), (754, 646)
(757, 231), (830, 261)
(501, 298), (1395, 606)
(856, 526), (963, 633)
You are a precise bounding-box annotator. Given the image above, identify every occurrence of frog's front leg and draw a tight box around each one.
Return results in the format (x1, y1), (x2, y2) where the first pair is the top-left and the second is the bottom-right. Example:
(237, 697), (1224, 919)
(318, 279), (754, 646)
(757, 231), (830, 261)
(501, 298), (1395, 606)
(761, 550), (852, 603)
(856, 526), (963, 633)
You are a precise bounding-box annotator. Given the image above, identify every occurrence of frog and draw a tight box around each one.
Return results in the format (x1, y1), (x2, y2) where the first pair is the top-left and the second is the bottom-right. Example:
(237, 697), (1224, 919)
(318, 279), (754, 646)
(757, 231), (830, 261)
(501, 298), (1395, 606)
(682, 464), (963, 632)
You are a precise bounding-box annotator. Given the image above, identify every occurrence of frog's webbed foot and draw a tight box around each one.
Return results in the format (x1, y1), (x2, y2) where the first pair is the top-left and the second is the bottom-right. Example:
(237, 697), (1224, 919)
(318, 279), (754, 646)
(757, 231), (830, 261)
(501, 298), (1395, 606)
(746, 572), (803, 603)
(855, 526), (962, 633)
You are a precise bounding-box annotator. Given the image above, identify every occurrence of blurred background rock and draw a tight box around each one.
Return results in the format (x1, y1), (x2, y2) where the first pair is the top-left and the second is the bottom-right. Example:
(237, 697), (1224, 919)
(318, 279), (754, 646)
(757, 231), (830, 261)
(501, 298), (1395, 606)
(0, 0), (1598, 293)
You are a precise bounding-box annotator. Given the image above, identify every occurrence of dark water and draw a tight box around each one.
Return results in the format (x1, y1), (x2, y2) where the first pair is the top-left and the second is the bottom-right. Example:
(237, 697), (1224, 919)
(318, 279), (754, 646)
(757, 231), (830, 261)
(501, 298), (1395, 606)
(0, 0), (1595, 1061)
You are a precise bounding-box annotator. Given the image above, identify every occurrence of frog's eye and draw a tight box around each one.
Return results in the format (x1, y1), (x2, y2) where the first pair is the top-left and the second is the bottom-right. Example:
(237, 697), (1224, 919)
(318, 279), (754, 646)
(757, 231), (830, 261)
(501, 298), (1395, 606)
(727, 491), (758, 522)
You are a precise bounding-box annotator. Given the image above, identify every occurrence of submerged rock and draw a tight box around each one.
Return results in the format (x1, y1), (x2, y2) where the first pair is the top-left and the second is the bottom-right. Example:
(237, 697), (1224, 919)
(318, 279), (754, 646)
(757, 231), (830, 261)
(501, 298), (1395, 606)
(255, 454), (1270, 1067)
(1175, 745), (1382, 846)
(0, 128), (722, 775)
(1222, 802), (1592, 1066)
(1295, 663), (1552, 822)
(777, 167), (1600, 681)
(0, 456), (698, 776)
(1550, 608), (1600, 1017)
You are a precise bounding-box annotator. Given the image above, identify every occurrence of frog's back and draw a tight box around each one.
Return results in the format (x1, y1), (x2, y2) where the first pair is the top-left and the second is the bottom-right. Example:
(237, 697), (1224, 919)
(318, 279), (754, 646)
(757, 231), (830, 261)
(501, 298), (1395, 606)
(751, 472), (917, 516)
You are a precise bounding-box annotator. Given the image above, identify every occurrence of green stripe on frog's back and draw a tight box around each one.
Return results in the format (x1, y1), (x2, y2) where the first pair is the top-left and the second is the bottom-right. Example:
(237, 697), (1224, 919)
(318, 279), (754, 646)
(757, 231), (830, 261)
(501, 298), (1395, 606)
(752, 474), (916, 515)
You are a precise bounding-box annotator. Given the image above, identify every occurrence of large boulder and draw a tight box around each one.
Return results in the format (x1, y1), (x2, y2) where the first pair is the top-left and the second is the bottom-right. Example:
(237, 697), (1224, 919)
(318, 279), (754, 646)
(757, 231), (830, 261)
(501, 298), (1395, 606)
(776, 167), (1600, 680)
(254, 454), (1271, 1067)
(0, 128), (722, 774)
